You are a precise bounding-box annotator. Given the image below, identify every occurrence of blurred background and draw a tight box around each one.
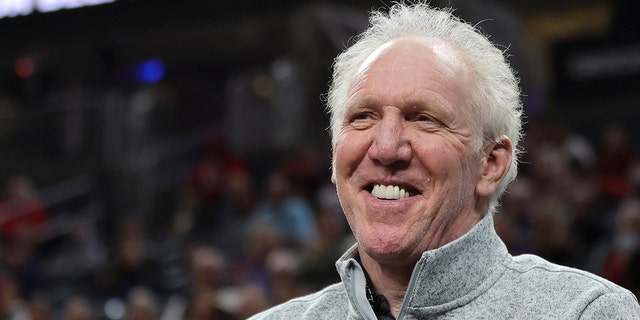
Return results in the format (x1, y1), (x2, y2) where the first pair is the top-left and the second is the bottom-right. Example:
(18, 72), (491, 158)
(1, 0), (639, 319)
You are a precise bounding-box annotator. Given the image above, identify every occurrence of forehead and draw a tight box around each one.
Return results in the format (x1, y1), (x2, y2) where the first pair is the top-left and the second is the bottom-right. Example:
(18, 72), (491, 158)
(357, 37), (467, 77)
(348, 37), (472, 112)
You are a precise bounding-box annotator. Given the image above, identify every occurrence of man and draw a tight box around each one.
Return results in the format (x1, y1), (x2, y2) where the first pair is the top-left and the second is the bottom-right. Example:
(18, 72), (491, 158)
(249, 3), (640, 319)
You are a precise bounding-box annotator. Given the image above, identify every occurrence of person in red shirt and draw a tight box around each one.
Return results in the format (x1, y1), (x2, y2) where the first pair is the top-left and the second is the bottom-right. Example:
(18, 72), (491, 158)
(0, 175), (49, 246)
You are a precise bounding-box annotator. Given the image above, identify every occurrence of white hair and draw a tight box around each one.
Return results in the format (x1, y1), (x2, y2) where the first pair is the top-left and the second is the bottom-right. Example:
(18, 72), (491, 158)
(326, 2), (523, 210)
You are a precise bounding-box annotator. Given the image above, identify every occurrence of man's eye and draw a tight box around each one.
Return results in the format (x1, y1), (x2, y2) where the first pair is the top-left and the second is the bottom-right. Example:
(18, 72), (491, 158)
(412, 113), (443, 129)
(351, 112), (373, 122)
(349, 112), (375, 129)
(415, 114), (433, 122)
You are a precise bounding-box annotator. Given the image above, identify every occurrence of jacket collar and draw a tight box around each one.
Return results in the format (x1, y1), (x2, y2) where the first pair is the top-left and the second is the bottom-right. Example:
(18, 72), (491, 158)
(336, 213), (510, 314)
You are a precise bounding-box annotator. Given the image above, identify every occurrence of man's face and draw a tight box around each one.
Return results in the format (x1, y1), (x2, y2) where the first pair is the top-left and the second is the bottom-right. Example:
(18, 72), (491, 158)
(332, 38), (486, 266)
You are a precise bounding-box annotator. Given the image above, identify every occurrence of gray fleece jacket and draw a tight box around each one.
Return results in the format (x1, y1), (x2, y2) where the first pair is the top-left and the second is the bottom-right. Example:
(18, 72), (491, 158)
(248, 213), (640, 319)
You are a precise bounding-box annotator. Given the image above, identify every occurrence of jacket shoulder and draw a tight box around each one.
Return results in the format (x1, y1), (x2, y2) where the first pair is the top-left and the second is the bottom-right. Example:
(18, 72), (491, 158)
(509, 254), (629, 293)
(501, 254), (640, 317)
(247, 283), (348, 320)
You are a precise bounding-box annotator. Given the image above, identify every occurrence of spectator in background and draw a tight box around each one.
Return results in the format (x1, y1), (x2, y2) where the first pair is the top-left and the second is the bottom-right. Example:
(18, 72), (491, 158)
(235, 222), (283, 300)
(181, 289), (237, 320)
(597, 124), (637, 200)
(247, 171), (316, 247)
(527, 145), (581, 266)
(597, 161), (640, 288)
(0, 175), (49, 298)
(27, 294), (53, 320)
(299, 182), (353, 289)
(0, 273), (29, 320)
(96, 216), (161, 301)
(173, 131), (253, 266)
(175, 132), (249, 239)
(125, 286), (159, 320)
(280, 145), (327, 200)
(494, 177), (535, 256)
(231, 284), (270, 320)
(62, 296), (95, 320)
(601, 198), (640, 286)
(0, 175), (49, 245)
(165, 243), (237, 320)
(263, 248), (310, 305)
(186, 244), (227, 298)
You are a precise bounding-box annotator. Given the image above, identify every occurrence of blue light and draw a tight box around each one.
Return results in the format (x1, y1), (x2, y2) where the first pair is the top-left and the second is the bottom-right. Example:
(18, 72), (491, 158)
(135, 58), (165, 84)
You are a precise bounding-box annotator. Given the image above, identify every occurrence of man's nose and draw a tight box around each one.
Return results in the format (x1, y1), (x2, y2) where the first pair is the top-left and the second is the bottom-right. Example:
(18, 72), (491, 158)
(368, 113), (412, 166)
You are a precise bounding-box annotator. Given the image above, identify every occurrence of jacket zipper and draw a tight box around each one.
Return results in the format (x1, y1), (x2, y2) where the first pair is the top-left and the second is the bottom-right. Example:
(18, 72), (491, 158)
(396, 257), (422, 320)
(351, 261), (378, 320)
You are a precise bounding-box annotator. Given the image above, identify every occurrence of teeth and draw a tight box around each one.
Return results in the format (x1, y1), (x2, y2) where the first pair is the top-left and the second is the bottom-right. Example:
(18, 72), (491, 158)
(371, 184), (410, 199)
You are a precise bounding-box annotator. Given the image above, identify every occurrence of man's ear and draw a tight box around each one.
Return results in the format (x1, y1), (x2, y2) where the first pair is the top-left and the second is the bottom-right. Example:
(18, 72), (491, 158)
(476, 135), (512, 197)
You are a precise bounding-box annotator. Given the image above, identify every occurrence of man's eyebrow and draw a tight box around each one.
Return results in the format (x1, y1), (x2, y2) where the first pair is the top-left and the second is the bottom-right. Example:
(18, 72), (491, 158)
(346, 96), (438, 113)
(346, 95), (379, 109)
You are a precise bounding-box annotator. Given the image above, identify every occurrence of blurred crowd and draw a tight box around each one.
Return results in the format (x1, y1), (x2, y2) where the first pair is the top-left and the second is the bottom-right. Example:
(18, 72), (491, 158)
(1, 117), (640, 319)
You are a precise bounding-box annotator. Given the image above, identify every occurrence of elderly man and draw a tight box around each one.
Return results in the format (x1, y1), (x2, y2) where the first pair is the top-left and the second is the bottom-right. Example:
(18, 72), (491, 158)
(249, 3), (640, 319)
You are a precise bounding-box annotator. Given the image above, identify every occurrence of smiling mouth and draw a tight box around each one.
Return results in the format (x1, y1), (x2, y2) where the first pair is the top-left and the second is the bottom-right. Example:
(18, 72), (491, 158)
(367, 184), (418, 200)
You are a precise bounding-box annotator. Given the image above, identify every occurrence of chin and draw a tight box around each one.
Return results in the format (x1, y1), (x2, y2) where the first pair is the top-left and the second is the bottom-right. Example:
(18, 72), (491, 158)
(360, 233), (419, 263)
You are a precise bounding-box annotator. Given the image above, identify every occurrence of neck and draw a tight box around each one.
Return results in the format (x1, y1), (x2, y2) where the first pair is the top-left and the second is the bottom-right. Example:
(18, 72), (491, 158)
(360, 253), (414, 318)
